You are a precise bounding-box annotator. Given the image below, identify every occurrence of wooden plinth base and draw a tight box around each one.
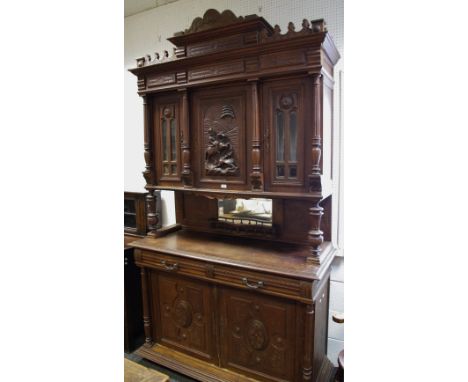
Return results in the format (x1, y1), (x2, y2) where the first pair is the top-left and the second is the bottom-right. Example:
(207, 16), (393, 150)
(136, 344), (258, 382)
(136, 344), (336, 382)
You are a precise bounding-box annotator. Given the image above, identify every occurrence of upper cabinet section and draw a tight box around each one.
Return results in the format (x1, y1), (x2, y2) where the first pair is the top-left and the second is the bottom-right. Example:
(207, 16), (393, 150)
(133, 10), (340, 200)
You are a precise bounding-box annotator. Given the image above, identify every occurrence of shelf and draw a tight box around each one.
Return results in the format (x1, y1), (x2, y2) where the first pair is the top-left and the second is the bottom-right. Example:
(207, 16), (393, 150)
(129, 229), (335, 281)
(149, 185), (325, 201)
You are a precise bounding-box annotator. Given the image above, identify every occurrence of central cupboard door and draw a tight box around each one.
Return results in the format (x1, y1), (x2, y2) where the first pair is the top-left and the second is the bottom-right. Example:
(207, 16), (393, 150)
(191, 84), (252, 190)
(219, 287), (298, 382)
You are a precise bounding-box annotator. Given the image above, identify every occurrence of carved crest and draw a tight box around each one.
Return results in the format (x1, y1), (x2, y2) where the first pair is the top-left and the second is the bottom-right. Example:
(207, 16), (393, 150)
(175, 9), (250, 36)
(204, 103), (239, 176)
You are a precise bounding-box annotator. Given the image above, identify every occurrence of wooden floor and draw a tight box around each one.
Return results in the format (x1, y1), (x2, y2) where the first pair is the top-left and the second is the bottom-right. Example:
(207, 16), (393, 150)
(125, 352), (196, 382)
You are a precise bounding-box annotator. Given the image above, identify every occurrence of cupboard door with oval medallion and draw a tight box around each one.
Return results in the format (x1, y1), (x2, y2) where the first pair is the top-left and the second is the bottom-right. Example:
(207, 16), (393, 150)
(153, 273), (216, 362)
(219, 286), (297, 381)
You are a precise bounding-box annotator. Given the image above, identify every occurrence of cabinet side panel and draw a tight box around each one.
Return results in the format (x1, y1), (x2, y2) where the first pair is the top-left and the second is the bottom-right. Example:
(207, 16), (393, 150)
(312, 276), (330, 381)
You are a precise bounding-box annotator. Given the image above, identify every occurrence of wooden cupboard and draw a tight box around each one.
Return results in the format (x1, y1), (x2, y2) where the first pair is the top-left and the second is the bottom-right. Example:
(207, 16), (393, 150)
(128, 9), (340, 382)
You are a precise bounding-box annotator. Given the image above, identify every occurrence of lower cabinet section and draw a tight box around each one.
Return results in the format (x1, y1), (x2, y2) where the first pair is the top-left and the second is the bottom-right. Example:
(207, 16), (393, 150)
(140, 267), (330, 382)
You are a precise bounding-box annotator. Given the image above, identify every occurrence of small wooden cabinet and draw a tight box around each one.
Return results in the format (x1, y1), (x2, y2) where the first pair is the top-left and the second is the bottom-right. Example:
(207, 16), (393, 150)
(129, 9), (339, 382)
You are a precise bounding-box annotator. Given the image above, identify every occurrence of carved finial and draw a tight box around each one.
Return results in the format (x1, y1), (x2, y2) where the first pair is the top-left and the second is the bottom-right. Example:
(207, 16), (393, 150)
(163, 50), (169, 58)
(287, 22), (295, 32)
(136, 57), (146, 67)
(154, 52), (160, 61)
(302, 19), (310, 30)
(273, 24), (281, 34)
(311, 19), (326, 32)
(145, 54), (151, 62)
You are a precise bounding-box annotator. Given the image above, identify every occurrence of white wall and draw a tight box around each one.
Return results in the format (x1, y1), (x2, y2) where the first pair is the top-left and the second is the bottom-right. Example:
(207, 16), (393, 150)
(125, 0), (344, 364)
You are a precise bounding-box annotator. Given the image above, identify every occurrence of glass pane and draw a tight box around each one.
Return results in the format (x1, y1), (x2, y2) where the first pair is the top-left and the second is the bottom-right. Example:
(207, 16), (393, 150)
(289, 165), (297, 178)
(276, 165), (285, 177)
(124, 213), (136, 228)
(163, 164), (170, 175)
(276, 110), (284, 161)
(170, 119), (177, 161)
(171, 164), (177, 175)
(218, 198), (272, 226)
(162, 119), (168, 161)
(289, 111), (297, 161)
(124, 200), (135, 213)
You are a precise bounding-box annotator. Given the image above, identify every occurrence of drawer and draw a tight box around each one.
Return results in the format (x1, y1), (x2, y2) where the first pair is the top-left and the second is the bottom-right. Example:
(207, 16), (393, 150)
(134, 249), (313, 302)
(213, 264), (312, 302)
(134, 249), (208, 280)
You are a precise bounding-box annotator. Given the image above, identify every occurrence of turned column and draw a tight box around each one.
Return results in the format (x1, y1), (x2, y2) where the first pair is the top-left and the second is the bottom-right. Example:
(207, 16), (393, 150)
(145, 191), (159, 237)
(142, 95), (154, 186)
(302, 304), (315, 381)
(179, 88), (192, 186)
(249, 79), (263, 190)
(307, 200), (324, 263)
(307, 73), (325, 263)
(308, 73), (322, 192)
(140, 267), (153, 347)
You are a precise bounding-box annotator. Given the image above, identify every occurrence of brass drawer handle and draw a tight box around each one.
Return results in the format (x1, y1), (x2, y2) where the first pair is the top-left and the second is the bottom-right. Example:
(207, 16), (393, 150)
(242, 277), (264, 289)
(160, 260), (178, 271)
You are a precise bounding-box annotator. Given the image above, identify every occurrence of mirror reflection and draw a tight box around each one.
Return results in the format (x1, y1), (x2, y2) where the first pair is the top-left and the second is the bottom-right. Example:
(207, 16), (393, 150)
(217, 198), (272, 227)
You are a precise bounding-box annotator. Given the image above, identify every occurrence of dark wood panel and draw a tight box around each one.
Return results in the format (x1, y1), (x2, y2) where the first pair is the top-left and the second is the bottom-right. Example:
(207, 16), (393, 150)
(219, 287), (296, 381)
(152, 272), (216, 362)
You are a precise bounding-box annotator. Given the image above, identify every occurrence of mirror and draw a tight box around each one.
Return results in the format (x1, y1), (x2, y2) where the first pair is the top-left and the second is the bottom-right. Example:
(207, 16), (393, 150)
(217, 198), (272, 227)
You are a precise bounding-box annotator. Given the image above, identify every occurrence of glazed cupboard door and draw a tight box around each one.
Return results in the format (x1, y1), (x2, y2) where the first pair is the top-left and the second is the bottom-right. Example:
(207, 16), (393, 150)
(262, 78), (311, 193)
(152, 94), (183, 186)
(151, 272), (216, 363)
(219, 286), (297, 382)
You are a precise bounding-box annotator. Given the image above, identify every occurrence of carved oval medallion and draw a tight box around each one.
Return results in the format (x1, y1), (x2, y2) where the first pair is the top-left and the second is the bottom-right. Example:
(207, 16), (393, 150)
(173, 299), (192, 328)
(246, 319), (268, 350)
(280, 95), (293, 109)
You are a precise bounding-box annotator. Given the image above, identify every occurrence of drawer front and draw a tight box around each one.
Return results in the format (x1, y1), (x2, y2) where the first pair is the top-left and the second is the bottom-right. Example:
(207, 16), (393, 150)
(213, 265), (311, 302)
(135, 249), (312, 302)
(136, 250), (208, 280)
